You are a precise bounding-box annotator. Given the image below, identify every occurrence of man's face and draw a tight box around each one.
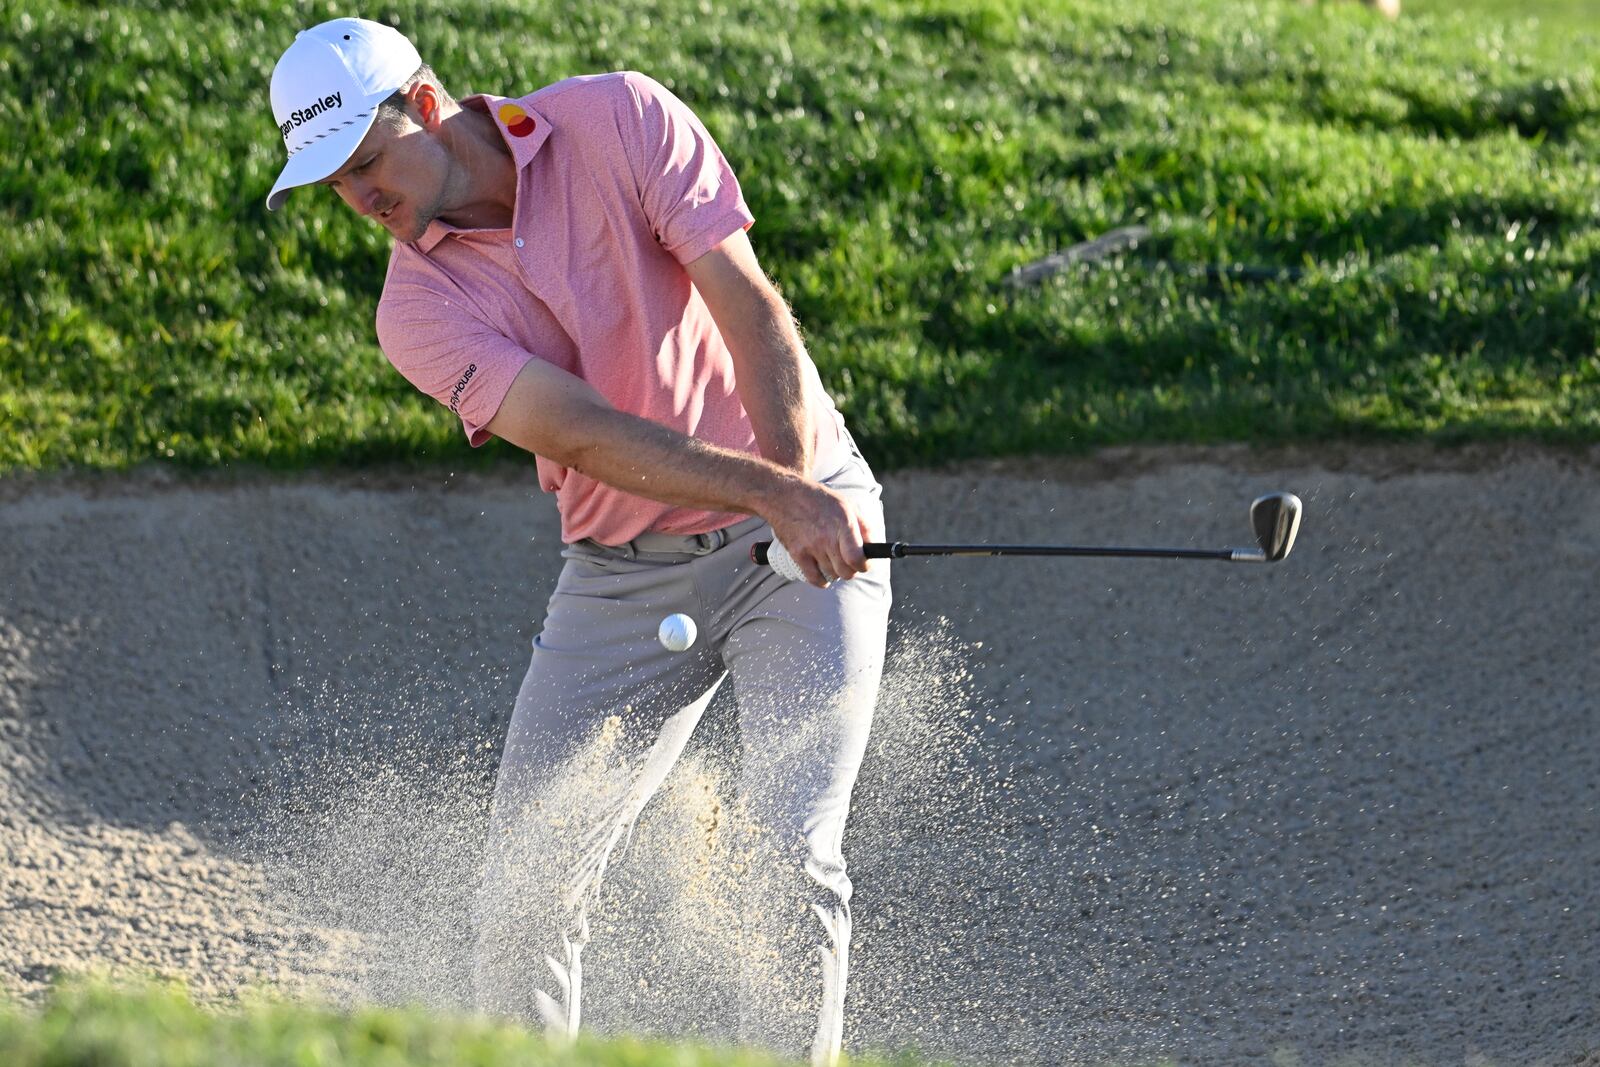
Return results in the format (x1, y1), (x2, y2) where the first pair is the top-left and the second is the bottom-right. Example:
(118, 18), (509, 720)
(318, 106), (451, 243)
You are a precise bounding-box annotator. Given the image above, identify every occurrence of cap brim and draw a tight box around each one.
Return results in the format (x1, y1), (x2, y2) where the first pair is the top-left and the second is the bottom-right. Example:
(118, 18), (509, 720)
(265, 104), (383, 211)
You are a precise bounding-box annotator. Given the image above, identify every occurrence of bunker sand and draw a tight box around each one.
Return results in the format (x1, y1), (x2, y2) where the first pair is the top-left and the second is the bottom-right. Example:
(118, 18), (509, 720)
(1, 445), (1596, 1065)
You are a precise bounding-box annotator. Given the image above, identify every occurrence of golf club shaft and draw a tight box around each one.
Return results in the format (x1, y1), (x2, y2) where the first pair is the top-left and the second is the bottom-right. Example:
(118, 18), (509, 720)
(753, 541), (1266, 564)
(750, 493), (1300, 569)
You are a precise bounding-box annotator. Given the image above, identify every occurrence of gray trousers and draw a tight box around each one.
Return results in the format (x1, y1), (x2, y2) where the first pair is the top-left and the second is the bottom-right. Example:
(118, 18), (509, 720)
(473, 449), (890, 1065)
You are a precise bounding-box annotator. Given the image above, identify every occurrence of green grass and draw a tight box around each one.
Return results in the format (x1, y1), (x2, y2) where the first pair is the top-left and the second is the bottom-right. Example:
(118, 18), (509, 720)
(1407, 0), (1600, 34)
(4, 0), (1600, 472)
(0, 976), (807, 1067)
(1403, 1), (1600, 65)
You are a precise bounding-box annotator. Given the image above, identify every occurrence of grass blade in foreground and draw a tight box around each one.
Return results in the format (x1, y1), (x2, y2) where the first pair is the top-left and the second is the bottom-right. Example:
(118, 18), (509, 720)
(0, 976), (805, 1067)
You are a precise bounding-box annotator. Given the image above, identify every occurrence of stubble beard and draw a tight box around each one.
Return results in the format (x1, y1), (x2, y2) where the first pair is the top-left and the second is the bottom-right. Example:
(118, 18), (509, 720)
(397, 186), (448, 244)
(398, 152), (466, 244)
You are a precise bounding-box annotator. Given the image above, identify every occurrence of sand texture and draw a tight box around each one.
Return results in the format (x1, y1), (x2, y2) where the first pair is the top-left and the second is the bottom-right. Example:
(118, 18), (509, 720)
(1, 445), (1596, 1065)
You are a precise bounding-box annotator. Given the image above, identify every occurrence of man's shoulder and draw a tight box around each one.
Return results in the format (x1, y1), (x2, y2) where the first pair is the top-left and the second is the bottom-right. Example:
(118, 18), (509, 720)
(379, 242), (439, 297)
(516, 70), (664, 119)
(375, 245), (457, 336)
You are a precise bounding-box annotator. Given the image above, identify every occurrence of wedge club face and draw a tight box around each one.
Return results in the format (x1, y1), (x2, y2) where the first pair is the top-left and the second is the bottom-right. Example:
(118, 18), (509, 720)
(1248, 492), (1303, 562)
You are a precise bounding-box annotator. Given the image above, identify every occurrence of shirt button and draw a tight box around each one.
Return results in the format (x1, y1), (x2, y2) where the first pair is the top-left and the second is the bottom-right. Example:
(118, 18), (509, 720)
(514, 237), (525, 248)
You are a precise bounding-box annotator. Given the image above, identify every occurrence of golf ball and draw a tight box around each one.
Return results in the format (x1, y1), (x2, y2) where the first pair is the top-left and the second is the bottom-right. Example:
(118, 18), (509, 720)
(658, 613), (697, 652)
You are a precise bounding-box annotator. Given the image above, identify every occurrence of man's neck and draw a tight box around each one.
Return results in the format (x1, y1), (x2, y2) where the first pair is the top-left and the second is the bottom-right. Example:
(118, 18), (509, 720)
(436, 106), (518, 231)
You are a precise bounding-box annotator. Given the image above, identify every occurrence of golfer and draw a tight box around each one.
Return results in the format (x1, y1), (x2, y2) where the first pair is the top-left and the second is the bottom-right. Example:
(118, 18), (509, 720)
(265, 18), (891, 1065)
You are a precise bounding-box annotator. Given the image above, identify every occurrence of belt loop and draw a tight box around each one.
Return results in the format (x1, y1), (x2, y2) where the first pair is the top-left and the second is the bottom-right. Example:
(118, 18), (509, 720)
(620, 539), (637, 561)
(696, 528), (727, 554)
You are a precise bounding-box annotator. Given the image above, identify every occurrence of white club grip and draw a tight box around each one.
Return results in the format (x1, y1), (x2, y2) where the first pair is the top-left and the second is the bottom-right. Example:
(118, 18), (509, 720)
(765, 539), (810, 583)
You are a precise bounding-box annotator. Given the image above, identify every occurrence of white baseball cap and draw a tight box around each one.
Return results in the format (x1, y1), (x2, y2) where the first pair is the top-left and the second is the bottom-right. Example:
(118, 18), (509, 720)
(266, 18), (422, 211)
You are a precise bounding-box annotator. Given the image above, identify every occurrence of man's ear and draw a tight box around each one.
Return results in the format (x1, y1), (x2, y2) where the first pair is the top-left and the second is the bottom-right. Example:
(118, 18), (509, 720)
(407, 82), (443, 130)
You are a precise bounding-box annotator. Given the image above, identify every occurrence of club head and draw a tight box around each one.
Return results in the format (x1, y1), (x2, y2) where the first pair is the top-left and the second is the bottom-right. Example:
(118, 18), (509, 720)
(1249, 492), (1302, 562)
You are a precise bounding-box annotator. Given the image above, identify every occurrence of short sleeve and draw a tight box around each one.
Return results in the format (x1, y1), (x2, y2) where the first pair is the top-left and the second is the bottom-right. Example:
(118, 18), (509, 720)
(375, 286), (537, 446)
(621, 72), (755, 264)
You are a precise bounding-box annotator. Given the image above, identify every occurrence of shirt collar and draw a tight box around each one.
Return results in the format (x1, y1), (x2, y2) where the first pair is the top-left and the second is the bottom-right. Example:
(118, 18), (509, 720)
(413, 92), (553, 253)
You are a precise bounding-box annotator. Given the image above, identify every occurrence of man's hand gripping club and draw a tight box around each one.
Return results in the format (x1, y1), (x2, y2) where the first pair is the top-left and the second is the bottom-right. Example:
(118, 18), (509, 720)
(760, 476), (874, 588)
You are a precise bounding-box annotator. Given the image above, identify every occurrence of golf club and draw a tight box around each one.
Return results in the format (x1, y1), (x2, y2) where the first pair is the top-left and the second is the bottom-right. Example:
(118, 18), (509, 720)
(753, 492), (1302, 568)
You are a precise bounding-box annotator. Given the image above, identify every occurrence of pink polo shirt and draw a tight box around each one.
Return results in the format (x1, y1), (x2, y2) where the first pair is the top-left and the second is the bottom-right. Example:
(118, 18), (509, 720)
(374, 71), (845, 545)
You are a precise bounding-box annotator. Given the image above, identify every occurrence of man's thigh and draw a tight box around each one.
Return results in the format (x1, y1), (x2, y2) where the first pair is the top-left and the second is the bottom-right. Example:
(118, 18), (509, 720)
(712, 452), (892, 854)
(496, 549), (727, 784)
(477, 549), (729, 976)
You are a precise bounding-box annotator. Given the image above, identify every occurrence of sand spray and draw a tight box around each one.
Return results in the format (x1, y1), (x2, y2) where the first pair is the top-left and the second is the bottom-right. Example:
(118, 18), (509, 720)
(235, 617), (1125, 1063)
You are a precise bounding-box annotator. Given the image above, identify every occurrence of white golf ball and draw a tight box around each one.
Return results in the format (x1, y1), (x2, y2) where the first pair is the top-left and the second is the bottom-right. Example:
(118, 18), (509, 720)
(658, 613), (698, 652)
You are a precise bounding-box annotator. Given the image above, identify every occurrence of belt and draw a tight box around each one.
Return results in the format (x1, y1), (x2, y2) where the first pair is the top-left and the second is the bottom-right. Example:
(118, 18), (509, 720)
(575, 516), (764, 561)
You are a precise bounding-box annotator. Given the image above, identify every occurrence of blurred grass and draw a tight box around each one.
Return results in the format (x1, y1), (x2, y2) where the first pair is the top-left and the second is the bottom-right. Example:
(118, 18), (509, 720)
(3, 0), (1600, 472)
(0, 976), (808, 1067)
(1406, 0), (1600, 48)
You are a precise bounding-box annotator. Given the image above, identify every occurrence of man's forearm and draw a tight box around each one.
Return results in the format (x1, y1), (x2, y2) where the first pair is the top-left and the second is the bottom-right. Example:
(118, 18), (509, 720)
(684, 231), (815, 476)
(724, 288), (813, 476)
(565, 404), (806, 521)
(483, 348), (865, 582)
(484, 352), (809, 521)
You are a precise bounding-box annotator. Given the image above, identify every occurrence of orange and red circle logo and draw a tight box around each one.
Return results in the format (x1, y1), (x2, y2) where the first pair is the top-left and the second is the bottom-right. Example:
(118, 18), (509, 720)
(498, 103), (537, 138)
